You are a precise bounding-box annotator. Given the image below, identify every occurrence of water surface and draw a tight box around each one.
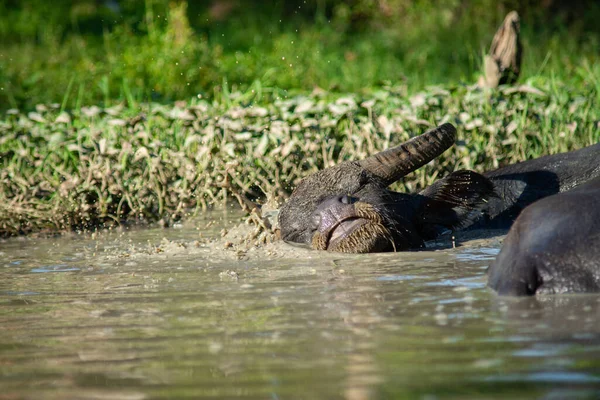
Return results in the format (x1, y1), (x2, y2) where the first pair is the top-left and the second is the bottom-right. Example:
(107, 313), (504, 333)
(1, 211), (600, 399)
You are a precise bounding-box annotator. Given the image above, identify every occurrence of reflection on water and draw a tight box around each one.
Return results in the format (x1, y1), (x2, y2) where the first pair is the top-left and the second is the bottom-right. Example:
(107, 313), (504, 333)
(1, 210), (599, 399)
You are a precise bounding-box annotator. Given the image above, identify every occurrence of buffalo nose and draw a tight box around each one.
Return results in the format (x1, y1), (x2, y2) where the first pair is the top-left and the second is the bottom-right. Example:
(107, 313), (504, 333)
(311, 195), (359, 232)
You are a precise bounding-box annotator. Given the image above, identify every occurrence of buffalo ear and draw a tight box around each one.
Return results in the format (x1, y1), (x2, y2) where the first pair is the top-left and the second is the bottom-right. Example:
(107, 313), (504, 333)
(417, 170), (496, 234)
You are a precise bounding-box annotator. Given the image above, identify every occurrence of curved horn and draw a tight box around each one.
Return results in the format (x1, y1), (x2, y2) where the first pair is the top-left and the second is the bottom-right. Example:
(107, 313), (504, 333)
(359, 123), (456, 185)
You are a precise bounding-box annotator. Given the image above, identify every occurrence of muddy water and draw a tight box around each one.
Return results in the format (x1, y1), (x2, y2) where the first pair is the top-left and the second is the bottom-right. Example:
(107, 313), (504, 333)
(1, 211), (600, 400)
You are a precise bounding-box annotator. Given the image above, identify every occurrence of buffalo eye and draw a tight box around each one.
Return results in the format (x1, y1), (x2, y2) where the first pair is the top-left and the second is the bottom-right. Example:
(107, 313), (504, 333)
(340, 194), (358, 204)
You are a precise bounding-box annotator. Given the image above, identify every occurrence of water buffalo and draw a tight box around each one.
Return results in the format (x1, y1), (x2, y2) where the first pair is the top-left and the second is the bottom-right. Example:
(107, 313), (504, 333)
(278, 123), (600, 253)
(487, 176), (600, 296)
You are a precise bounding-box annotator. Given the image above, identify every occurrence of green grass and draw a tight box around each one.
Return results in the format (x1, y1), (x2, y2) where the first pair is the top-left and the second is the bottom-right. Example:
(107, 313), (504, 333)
(1, 1), (600, 110)
(1, 81), (599, 236)
(1, 1), (600, 235)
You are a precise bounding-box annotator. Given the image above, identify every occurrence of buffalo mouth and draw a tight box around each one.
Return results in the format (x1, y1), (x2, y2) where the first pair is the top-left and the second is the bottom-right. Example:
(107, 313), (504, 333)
(311, 203), (395, 253)
(327, 217), (369, 249)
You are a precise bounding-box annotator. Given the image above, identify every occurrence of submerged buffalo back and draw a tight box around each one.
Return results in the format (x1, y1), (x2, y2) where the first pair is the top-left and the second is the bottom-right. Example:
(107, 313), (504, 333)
(488, 176), (600, 296)
(479, 142), (600, 229)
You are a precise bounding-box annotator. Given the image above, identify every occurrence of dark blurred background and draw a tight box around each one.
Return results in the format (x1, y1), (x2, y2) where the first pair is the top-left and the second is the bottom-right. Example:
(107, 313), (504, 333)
(1, 0), (599, 110)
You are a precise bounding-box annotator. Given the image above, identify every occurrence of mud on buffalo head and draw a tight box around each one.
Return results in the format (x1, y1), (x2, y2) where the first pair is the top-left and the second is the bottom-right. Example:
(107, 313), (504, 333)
(278, 123), (496, 253)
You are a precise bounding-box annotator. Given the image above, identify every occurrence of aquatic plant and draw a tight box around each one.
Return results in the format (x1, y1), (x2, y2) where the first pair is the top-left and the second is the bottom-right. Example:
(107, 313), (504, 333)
(1, 82), (598, 236)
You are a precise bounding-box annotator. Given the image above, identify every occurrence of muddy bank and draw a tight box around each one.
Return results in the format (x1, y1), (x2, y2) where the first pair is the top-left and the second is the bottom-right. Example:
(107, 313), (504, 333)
(3, 83), (597, 237)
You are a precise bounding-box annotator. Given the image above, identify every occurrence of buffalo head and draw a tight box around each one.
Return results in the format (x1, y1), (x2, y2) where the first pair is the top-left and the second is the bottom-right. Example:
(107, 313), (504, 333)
(278, 123), (496, 253)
